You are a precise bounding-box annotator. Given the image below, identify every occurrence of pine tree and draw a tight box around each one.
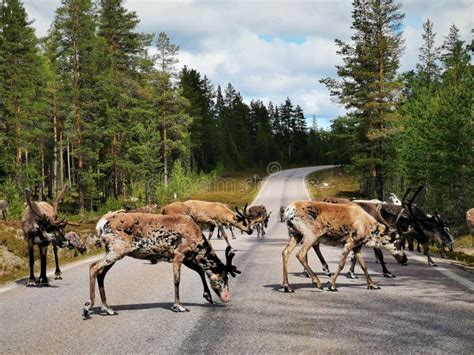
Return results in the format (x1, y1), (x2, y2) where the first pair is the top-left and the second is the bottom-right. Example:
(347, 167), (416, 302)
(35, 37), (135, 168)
(49, 0), (108, 211)
(151, 32), (191, 187)
(0, 0), (44, 188)
(321, 0), (405, 199)
(417, 19), (440, 85)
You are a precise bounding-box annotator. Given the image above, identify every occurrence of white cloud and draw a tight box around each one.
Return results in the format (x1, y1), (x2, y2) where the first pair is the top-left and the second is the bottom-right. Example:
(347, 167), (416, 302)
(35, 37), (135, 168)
(23, 0), (472, 129)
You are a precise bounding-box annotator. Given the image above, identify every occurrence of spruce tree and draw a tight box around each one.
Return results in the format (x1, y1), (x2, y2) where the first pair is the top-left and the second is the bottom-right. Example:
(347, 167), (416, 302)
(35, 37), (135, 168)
(321, 0), (405, 199)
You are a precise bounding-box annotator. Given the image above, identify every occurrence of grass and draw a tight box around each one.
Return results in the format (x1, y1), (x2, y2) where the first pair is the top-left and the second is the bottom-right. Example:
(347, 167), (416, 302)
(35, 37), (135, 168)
(306, 166), (365, 199)
(188, 169), (265, 207)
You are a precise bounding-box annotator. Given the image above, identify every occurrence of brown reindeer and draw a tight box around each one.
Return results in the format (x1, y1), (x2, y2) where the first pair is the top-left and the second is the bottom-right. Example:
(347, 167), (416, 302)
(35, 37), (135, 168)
(83, 211), (240, 318)
(467, 208), (474, 235)
(162, 200), (253, 247)
(21, 187), (86, 286)
(282, 201), (407, 293)
(0, 200), (8, 221)
(248, 205), (271, 238)
(125, 204), (158, 214)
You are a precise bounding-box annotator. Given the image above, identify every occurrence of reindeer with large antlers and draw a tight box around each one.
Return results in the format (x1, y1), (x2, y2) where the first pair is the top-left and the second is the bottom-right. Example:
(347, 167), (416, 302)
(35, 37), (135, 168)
(21, 186), (86, 286)
(162, 200), (253, 247)
(83, 211), (241, 318)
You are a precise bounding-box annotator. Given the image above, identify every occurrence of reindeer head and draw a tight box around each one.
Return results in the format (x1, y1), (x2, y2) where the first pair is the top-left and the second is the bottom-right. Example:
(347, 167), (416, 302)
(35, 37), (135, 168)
(234, 204), (253, 234)
(25, 187), (80, 249)
(208, 246), (241, 303)
(65, 231), (87, 254)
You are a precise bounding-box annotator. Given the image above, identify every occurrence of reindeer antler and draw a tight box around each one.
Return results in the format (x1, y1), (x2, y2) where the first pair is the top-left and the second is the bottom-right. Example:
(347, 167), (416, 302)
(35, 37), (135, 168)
(53, 184), (69, 215)
(25, 188), (47, 220)
(225, 246), (241, 277)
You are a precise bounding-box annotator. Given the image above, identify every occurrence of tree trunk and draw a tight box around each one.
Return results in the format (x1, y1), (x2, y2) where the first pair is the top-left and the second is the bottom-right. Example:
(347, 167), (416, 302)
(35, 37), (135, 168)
(112, 134), (118, 196)
(59, 117), (64, 188)
(52, 94), (58, 196)
(67, 136), (71, 183)
(163, 122), (168, 188)
(40, 144), (45, 201)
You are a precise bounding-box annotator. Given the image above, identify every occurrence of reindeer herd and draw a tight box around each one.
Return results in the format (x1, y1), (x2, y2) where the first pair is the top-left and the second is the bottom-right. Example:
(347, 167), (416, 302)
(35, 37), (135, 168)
(4, 183), (471, 320)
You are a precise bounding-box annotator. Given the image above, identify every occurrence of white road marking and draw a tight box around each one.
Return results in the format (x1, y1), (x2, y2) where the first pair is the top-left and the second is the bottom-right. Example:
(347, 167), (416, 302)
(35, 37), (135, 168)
(407, 253), (474, 292)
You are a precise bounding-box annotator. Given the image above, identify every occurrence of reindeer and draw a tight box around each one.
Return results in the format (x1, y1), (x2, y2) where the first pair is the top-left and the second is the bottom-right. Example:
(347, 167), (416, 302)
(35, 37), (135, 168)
(124, 204), (158, 214)
(467, 208), (474, 235)
(279, 206), (286, 222)
(0, 200), (8, 221)
(282, 201), (407, 293)
(162, 200), (253, 247)
(83, 211), (241, 318)
(248, 205), (271, 238)
(21, 187), (86, 286)
(399, 187), (454, 265)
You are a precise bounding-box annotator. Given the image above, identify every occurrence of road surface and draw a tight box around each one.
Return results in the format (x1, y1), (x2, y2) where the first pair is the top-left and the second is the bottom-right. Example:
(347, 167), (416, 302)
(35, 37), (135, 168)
(1, 166), (473, 353)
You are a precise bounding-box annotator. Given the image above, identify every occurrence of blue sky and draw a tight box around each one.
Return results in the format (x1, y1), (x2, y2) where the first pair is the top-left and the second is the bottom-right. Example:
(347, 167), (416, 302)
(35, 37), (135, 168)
(24, 0), (472, 129)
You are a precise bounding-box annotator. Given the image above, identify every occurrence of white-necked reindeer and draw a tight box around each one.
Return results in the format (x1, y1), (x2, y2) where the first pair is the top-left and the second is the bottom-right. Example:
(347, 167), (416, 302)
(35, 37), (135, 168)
(83, 211), (241, 318)
(282, 201), (407, 292)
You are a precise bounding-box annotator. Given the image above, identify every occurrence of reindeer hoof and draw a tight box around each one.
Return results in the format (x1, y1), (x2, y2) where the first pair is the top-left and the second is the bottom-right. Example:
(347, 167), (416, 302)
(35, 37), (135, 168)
(203, 292), (214, 304)
(368, 284), (381, 290)
(283, 285), (294, 293)
(26, 279), (36, 287)
(101, 306), (117, 315)
(171, 304), (189, 312)
(383, 273), (396, 278)
(346, 272), (358, 279)
(83, 302), (92, 320)
(54, 275), (62, 280)
(313, 283), (323, 290)
(39, 280), (50, 287)
(430, 263), (438, 267)
(326, 281), (337, 291)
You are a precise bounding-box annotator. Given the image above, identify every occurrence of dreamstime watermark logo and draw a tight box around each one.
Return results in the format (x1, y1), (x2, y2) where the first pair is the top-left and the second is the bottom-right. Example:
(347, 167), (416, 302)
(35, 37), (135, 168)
(266, 161), (282, 175)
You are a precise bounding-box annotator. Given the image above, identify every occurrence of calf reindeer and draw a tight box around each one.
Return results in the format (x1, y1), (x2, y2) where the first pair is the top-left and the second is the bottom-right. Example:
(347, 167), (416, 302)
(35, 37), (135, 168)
(282, 201), (407, 292)
(0, 200), (8, 221)
(162, 200), (253, 247)
(83, 212), (240, 318)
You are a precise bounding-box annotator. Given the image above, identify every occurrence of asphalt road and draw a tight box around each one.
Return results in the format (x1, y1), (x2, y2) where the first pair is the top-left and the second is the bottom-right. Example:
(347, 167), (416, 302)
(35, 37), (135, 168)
(1, 166), (473, 354)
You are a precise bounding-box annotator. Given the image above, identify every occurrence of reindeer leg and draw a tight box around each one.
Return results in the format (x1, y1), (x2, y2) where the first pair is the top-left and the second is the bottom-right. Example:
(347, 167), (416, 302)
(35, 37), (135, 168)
(219, 225), (232, 248)
(97, 263), (116, 315)
(282, 233), (298, 292)
(171, 254), (189, 312)
(346, 252), (358, 279)
(376, 248), (395, 277)
(53, 245), (62, 280)
(315, 244), (331, 276)
(83, 251), (123, 319)
(296, 242), (323, 289)
(184, 260), (213, 304)
(208, 225), (215, 240)
(424, 243), (437, 266)
(27, 242), (36, 287)
(327, 243), (353, 291)
(354, 247), (380, 289)
(38, 245), (50, 287)
(230, 226), (236, 239)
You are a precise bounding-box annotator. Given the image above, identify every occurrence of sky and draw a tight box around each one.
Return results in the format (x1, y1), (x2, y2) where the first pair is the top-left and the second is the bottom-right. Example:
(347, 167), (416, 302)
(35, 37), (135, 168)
(23, 0), (472, 129)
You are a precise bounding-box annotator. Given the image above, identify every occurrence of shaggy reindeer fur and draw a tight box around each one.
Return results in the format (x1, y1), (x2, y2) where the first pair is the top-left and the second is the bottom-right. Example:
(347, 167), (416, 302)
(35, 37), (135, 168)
(248, 205), (271, 238)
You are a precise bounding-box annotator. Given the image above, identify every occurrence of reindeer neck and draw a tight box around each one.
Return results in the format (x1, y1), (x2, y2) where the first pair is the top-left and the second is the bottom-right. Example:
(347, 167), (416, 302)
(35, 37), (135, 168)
(194, 237), (226, 275)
